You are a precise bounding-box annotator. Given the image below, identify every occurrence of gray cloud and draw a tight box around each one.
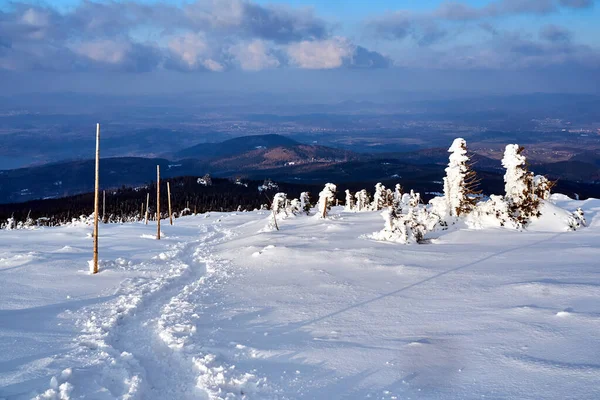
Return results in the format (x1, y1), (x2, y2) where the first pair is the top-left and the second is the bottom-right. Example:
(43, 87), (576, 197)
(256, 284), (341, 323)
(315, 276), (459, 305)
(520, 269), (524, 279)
(0, 0), (385, 72)
(539, 24), (573, 43)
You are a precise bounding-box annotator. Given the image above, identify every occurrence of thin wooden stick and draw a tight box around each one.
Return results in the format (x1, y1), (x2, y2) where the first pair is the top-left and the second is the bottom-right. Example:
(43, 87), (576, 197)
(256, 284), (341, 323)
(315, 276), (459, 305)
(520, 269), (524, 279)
(102, 190), (106, 222)
(167, 181), (173, 225)
(156, 165), (161, 240)
(141, 202), (144, 221)
(92, 123), (100, 274)
(145, 193), (149, 225)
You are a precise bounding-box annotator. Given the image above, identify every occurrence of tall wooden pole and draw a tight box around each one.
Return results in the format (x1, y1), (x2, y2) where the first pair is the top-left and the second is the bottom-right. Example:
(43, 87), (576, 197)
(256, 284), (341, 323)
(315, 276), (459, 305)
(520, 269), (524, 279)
(145, 193), (149, 225)
(92, 123), (100, 274)
(156, 165), (161, 240)
(167, 181), (173, 225)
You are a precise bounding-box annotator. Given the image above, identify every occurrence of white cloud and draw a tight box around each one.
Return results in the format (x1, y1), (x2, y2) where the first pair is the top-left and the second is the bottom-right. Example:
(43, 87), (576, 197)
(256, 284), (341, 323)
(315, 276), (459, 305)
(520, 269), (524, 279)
(229, 40), (280, 71)
(71, 39), (131, 64)
(286, 38), (353, 69)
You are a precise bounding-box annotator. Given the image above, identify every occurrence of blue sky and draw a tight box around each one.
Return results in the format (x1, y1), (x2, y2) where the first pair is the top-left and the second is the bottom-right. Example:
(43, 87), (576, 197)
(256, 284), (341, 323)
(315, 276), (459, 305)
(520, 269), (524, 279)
(0, 0), (598, 94)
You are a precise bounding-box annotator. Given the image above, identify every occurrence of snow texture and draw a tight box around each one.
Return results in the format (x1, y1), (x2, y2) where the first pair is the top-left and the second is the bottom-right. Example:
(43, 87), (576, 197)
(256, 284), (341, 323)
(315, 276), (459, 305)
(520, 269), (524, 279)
(1, 196), (600, 399)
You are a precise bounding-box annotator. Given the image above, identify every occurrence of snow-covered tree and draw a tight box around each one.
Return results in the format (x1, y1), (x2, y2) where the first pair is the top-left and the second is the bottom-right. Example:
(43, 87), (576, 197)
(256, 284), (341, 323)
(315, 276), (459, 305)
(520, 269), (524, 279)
(318, 183), (337, 218)
(393, 184), (403, 209)
(267, 192), (288, 230)
(443, 138), (479, 216)
(300, 192), (312, 215)
(355, 190), (370, 212)
(372, 183), (387, 210)
(502, 144), (540, 226)
(272, 193), (287, 216)
(345, 190), (355, 212)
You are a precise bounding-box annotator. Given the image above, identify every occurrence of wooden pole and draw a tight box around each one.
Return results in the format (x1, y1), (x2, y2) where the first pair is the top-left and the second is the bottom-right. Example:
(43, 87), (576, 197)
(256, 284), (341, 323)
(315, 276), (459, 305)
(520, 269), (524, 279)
(102, 190), (106, 222)
(145, 193), (149, 225)
(141, 202), (144, 221)
(156, 165), (161, 240)
(167, 181), (173, 225)
(92, 123), (100, 274)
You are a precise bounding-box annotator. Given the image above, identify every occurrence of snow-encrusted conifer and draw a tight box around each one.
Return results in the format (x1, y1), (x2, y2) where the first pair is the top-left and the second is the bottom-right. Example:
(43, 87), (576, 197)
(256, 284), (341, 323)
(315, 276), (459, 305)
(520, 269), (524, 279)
(393, 184), (403, 209)
(443, 138), (479, 216)
(355, 190), (371, 212)
(300, 192), (312, 215)
(318, 183), (337, 218)
(372, 183), (387, 210)
(345, 190), (355, 212)
(272, 193), (287, 217)
(502, 144), (539, 226)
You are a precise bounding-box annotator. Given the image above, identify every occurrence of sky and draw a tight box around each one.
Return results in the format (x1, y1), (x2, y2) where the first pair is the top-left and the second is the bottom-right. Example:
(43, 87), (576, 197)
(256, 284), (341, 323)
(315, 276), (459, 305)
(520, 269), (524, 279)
(0, 0), (599, 95)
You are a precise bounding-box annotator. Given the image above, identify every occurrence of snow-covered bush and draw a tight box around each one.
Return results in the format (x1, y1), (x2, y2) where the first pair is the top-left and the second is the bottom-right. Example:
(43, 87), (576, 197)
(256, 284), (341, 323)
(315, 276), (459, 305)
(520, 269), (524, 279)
(317, 183), (337, 218)
(533, 175), (553, 201)
(287, 198), (302, 216)
(371, 206), (428, 244)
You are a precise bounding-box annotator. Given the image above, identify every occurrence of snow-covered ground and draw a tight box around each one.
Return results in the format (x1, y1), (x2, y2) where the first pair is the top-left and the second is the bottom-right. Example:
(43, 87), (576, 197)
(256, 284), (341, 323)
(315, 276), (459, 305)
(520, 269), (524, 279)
(1, 196), (600, 399)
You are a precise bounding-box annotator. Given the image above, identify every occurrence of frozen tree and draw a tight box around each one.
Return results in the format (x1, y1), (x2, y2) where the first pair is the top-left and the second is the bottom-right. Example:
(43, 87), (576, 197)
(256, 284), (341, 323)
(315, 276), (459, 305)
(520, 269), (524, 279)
(197, 174), (212, 186)
(318, 183), (337, 218)
(533, 175), (554, 201)
(355, 190), (371, 212)
(345, 190), (355, 212)
(502, 144), (540, 226)
(443, 138), (479, 216)
(393, 184), (403, 209)
(268, 192), (288, 230)
(372, 183), (387, 210)
(271, 193), (287, 217)
(300, 192), (312, 215)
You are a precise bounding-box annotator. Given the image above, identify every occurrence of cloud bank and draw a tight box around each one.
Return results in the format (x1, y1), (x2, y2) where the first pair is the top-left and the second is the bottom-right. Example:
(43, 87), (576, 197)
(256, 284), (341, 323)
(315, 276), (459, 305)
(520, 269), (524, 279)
(0, 0), (388, 72)
(0, 0), (597, 73)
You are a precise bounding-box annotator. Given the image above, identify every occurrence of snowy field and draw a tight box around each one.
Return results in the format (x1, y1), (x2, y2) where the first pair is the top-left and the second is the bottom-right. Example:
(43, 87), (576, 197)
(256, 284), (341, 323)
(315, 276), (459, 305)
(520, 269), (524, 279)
(1, 196), (600, 399)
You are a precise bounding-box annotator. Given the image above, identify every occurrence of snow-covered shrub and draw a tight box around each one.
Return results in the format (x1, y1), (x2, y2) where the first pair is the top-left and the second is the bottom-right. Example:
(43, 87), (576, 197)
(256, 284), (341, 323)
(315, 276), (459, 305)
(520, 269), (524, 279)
(466, 195), (517, 229)
(572, 207), (586, 228)
(502, 144), (540, 227)
(287, 198), (302, 216)
(317, 183), (337, 218)
(2, 217), (16, 230)
(393, 184), (403, 208)
(371, 206), (427, 244)
(300, 192), (312, 215)
(355, 190), (371, 212)
(443, 138), (478, 217)
(533, 175), (554, 201)
(345, 190), (355, 212)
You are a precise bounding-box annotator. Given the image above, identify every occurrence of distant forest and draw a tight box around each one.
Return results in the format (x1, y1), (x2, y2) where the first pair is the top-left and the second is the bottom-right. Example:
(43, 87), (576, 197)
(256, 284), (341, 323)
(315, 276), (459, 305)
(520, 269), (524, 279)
(0, 177), (330, 226)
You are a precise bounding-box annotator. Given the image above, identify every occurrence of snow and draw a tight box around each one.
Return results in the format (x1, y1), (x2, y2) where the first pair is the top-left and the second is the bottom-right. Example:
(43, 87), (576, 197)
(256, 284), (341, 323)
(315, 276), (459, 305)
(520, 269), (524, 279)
(1, 198), (600, 399)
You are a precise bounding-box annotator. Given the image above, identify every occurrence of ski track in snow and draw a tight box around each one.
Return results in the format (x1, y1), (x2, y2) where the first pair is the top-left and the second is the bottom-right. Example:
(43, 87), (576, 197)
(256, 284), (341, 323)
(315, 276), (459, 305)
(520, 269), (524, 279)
(33, 223), (275, 400)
